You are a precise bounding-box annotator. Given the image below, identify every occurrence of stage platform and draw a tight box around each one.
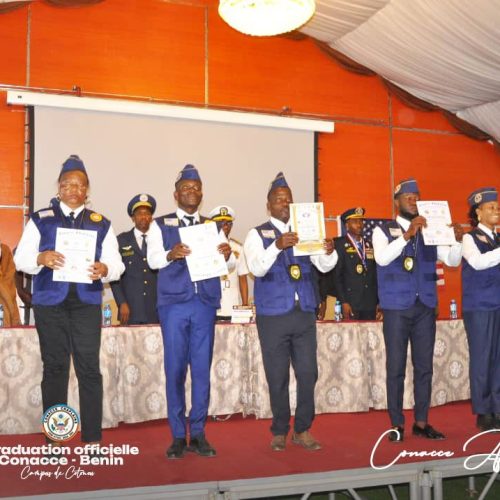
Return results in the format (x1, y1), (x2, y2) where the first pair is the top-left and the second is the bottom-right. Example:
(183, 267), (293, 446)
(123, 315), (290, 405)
(1, 402), (499, 499)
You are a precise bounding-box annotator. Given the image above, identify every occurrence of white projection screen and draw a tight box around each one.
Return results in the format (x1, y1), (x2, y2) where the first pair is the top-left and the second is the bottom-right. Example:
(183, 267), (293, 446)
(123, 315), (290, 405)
(32, 106), (318, 242)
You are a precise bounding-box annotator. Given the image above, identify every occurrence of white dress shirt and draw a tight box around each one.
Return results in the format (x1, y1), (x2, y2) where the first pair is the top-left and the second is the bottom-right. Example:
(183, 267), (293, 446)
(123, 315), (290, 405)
(462, 223), (500, 270)
(244, 216), (338, 277)
(14, 201), (124, 282)
(372, 215), (462, 267)
(147, 208), (235, 272)
(133, 227), (150, 249)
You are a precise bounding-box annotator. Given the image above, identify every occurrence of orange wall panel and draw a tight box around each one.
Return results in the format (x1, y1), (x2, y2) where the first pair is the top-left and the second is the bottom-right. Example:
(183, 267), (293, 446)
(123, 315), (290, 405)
(393, 130), (500, 224)
(0, 209), (24, 249)
(208, 8), (389, 122)
(30, 0), (206, 103)
(318, 123), (392, 219)
(0, 7), (27, 86)
(0, 93), (25, 206)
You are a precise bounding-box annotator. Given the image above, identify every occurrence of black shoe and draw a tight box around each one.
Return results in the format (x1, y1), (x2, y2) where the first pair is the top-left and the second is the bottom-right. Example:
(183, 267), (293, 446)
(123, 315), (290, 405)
(166, 438), (187, 459)
(388, 426), (404, 442)
(477, 414), (495, 431)
(412, 423), (445, 440)
(188, 434), (217, 457)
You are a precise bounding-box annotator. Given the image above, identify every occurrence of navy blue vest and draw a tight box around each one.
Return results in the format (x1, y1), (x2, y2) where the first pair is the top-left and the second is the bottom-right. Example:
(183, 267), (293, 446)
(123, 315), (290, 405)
(155, 213), (221, 308)
(462, 228), (500, 311)
(376, 221), (438, 310)
(31, 204), (110, 306)
(253, 221), (318, 315)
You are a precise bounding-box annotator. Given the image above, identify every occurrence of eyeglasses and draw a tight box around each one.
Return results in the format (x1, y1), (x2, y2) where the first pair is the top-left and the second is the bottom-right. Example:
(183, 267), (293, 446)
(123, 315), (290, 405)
(59, 182), (87, 192)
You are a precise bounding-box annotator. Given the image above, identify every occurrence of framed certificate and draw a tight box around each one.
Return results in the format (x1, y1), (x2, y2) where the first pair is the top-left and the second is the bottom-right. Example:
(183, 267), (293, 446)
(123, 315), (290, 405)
(289, 202), (326, 256)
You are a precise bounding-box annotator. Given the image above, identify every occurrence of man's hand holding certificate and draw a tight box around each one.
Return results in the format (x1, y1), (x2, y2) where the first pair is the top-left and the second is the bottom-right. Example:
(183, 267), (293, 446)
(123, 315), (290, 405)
(416, 201), (459, 245)
(179, 221), (229, 282)
(289, 202), (327, 256)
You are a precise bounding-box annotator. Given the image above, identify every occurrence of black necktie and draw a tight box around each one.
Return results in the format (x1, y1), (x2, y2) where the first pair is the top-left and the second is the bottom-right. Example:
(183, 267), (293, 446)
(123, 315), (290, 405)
(185, 216), (195, 226)
(141, 234), (147, 254)
(69, 211), (76, 227)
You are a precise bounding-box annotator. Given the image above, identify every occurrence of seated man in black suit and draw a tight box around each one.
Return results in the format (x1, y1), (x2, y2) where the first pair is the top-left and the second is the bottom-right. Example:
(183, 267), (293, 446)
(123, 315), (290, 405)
(111, 194), (159, 325)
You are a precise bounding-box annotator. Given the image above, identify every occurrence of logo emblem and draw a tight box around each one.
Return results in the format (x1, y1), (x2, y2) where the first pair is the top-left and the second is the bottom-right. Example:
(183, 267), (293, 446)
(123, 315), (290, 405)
(42, 404), (80, 442)
(139, 194), (148, 202)
(220, 207), (228, 216)
(474, 193), (482, 204)
(90, 212), (103, 222)
(289, 264), (302, 280)
(355, 207), (364, 215)
(395, 184), (401, 194)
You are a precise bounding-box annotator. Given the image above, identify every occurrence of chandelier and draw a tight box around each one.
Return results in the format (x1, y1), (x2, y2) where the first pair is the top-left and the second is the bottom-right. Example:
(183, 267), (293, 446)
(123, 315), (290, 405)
(218, 0), (316, 37)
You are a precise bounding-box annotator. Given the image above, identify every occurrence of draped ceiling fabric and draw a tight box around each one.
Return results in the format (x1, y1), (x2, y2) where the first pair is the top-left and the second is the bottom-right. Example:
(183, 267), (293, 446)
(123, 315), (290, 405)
(300, 0), (500, 144)
(2, 0), (500, 145)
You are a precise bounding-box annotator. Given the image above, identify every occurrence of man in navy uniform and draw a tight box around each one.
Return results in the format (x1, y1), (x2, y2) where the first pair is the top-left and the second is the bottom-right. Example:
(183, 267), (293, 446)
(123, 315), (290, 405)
(244, 172), (337, 451)
(372, 178), (463, 442)
(147, 164), (234, 459)
(111, 194), (158, 325)
(319, 207), (380, 320)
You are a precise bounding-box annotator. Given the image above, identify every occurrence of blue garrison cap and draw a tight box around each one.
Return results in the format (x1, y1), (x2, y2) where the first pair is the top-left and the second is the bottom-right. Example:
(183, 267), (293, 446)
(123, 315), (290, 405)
(127, 193), (157, 216)
(268, 172), (290, 195)
(175, 164), (201, 186)
(60, 155), (87, 177)
(341, 207), (365, 224)
(394, 178), (419, 198)
(467, 187), (498, 207)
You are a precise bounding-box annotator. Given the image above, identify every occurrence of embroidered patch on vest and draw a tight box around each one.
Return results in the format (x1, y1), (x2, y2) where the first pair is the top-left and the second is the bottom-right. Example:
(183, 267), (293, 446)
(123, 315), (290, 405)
(261, 230), (275, 239)
(38, 209), (54, 218)
(164, 218), (179, 226)
(389, 228), (403, 237)
(90, 212), (103, 222)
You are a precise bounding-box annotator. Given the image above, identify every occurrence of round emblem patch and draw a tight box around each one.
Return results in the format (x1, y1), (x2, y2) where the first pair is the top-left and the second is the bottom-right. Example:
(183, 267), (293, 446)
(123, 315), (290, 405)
(42, 404), (80, 442)
(395, 184), (401, 194)
(90, 212), (103, 222)
(355, 207), (364, 215)
(474, 193), (482, 204)
(139, 194), (148, 202)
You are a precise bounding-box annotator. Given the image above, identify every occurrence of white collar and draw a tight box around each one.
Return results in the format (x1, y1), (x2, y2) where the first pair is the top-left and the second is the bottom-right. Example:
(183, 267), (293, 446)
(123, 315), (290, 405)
(477, 223), (495, 239)
(133, 227), (149, 239)
(176, 208), (200, 222)
(396, 215), (411, 231)
(59, 201), (84, 217)
(270, 216), (290, 233)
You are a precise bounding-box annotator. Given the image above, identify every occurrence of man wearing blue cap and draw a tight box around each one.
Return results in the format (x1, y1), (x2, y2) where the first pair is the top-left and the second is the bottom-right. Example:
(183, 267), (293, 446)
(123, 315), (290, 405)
(462, 187), (500, 431)
(372, 178), (463, 442)
(111, 194), (158, 325)
(147, 164), (234, 459)
(244, 172), (337, 451)
(15, 155), (124, 447)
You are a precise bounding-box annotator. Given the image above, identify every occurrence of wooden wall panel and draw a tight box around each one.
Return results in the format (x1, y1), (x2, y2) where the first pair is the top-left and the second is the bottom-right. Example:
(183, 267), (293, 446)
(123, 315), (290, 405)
(208, 8), (389, 121)
(0, 7), (27, 86)
(0, 209), (24, 250)
(393, 130), (500, 224)
(318, 123), (392, 221)
(392, 97), (456, 133)
(0, 93), (25, 206)
(29, 0), (206, 103)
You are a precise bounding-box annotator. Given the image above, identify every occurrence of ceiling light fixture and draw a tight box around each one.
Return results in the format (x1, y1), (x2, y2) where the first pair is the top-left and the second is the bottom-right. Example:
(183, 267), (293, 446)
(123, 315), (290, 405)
(219, 0), (316, 37)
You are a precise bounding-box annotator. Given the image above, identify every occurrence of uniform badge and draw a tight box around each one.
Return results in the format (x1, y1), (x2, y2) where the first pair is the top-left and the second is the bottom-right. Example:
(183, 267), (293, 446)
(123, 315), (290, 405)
(289, 264), (301, 280)
(389, 228), (403, 237)
(474, 193), (482, 204)
(261, 230), (276, 239)
(403, 256), (414, 272)
(164, 218), (179, 226)
(139, 194), (148, 202)
(39, 209), (55, 219)
(356, 264), (364, 274)
(477, 235), (488, 243)
(90, 212), (103, 222)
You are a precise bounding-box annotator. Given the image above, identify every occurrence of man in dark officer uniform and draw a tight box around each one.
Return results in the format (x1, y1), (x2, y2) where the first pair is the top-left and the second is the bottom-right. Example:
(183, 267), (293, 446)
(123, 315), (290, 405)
(111, 194), (158, 325)
(319, 207), (380, 320)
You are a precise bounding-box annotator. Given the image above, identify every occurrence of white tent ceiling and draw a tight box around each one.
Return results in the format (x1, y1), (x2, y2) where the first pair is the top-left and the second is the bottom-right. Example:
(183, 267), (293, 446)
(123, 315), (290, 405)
(300, 0), (500, 143)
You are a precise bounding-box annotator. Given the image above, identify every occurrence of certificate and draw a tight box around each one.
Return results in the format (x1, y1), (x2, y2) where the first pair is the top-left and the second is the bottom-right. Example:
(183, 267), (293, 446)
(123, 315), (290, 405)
(416, 200), (456, 246)
(179, 221), (228, 282)
(53, 228), (97, 284)
(289, 202), (326, 256)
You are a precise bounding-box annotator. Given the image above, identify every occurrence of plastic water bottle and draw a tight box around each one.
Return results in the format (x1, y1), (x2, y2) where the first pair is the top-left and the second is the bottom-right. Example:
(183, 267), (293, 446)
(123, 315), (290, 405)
(103, 304), (112, 327)
(334, 300), (342, 322)
(0, 304), (4, 327)
(449, 299), (458, 320)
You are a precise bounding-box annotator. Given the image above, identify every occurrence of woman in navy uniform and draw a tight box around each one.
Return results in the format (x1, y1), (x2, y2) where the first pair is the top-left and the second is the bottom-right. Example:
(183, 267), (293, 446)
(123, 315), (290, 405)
(462, 187), (500, 431)
(111, 194), (158, 325)
(15, 155), (124, 446)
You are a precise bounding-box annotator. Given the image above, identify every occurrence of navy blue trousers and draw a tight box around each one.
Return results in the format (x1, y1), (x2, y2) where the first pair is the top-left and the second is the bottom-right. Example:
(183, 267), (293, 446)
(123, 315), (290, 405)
(256, 306), (318, 436)
(463, 308), (500, 415)
(382, 300), (436, 427)
(158, 296), (216, 439)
